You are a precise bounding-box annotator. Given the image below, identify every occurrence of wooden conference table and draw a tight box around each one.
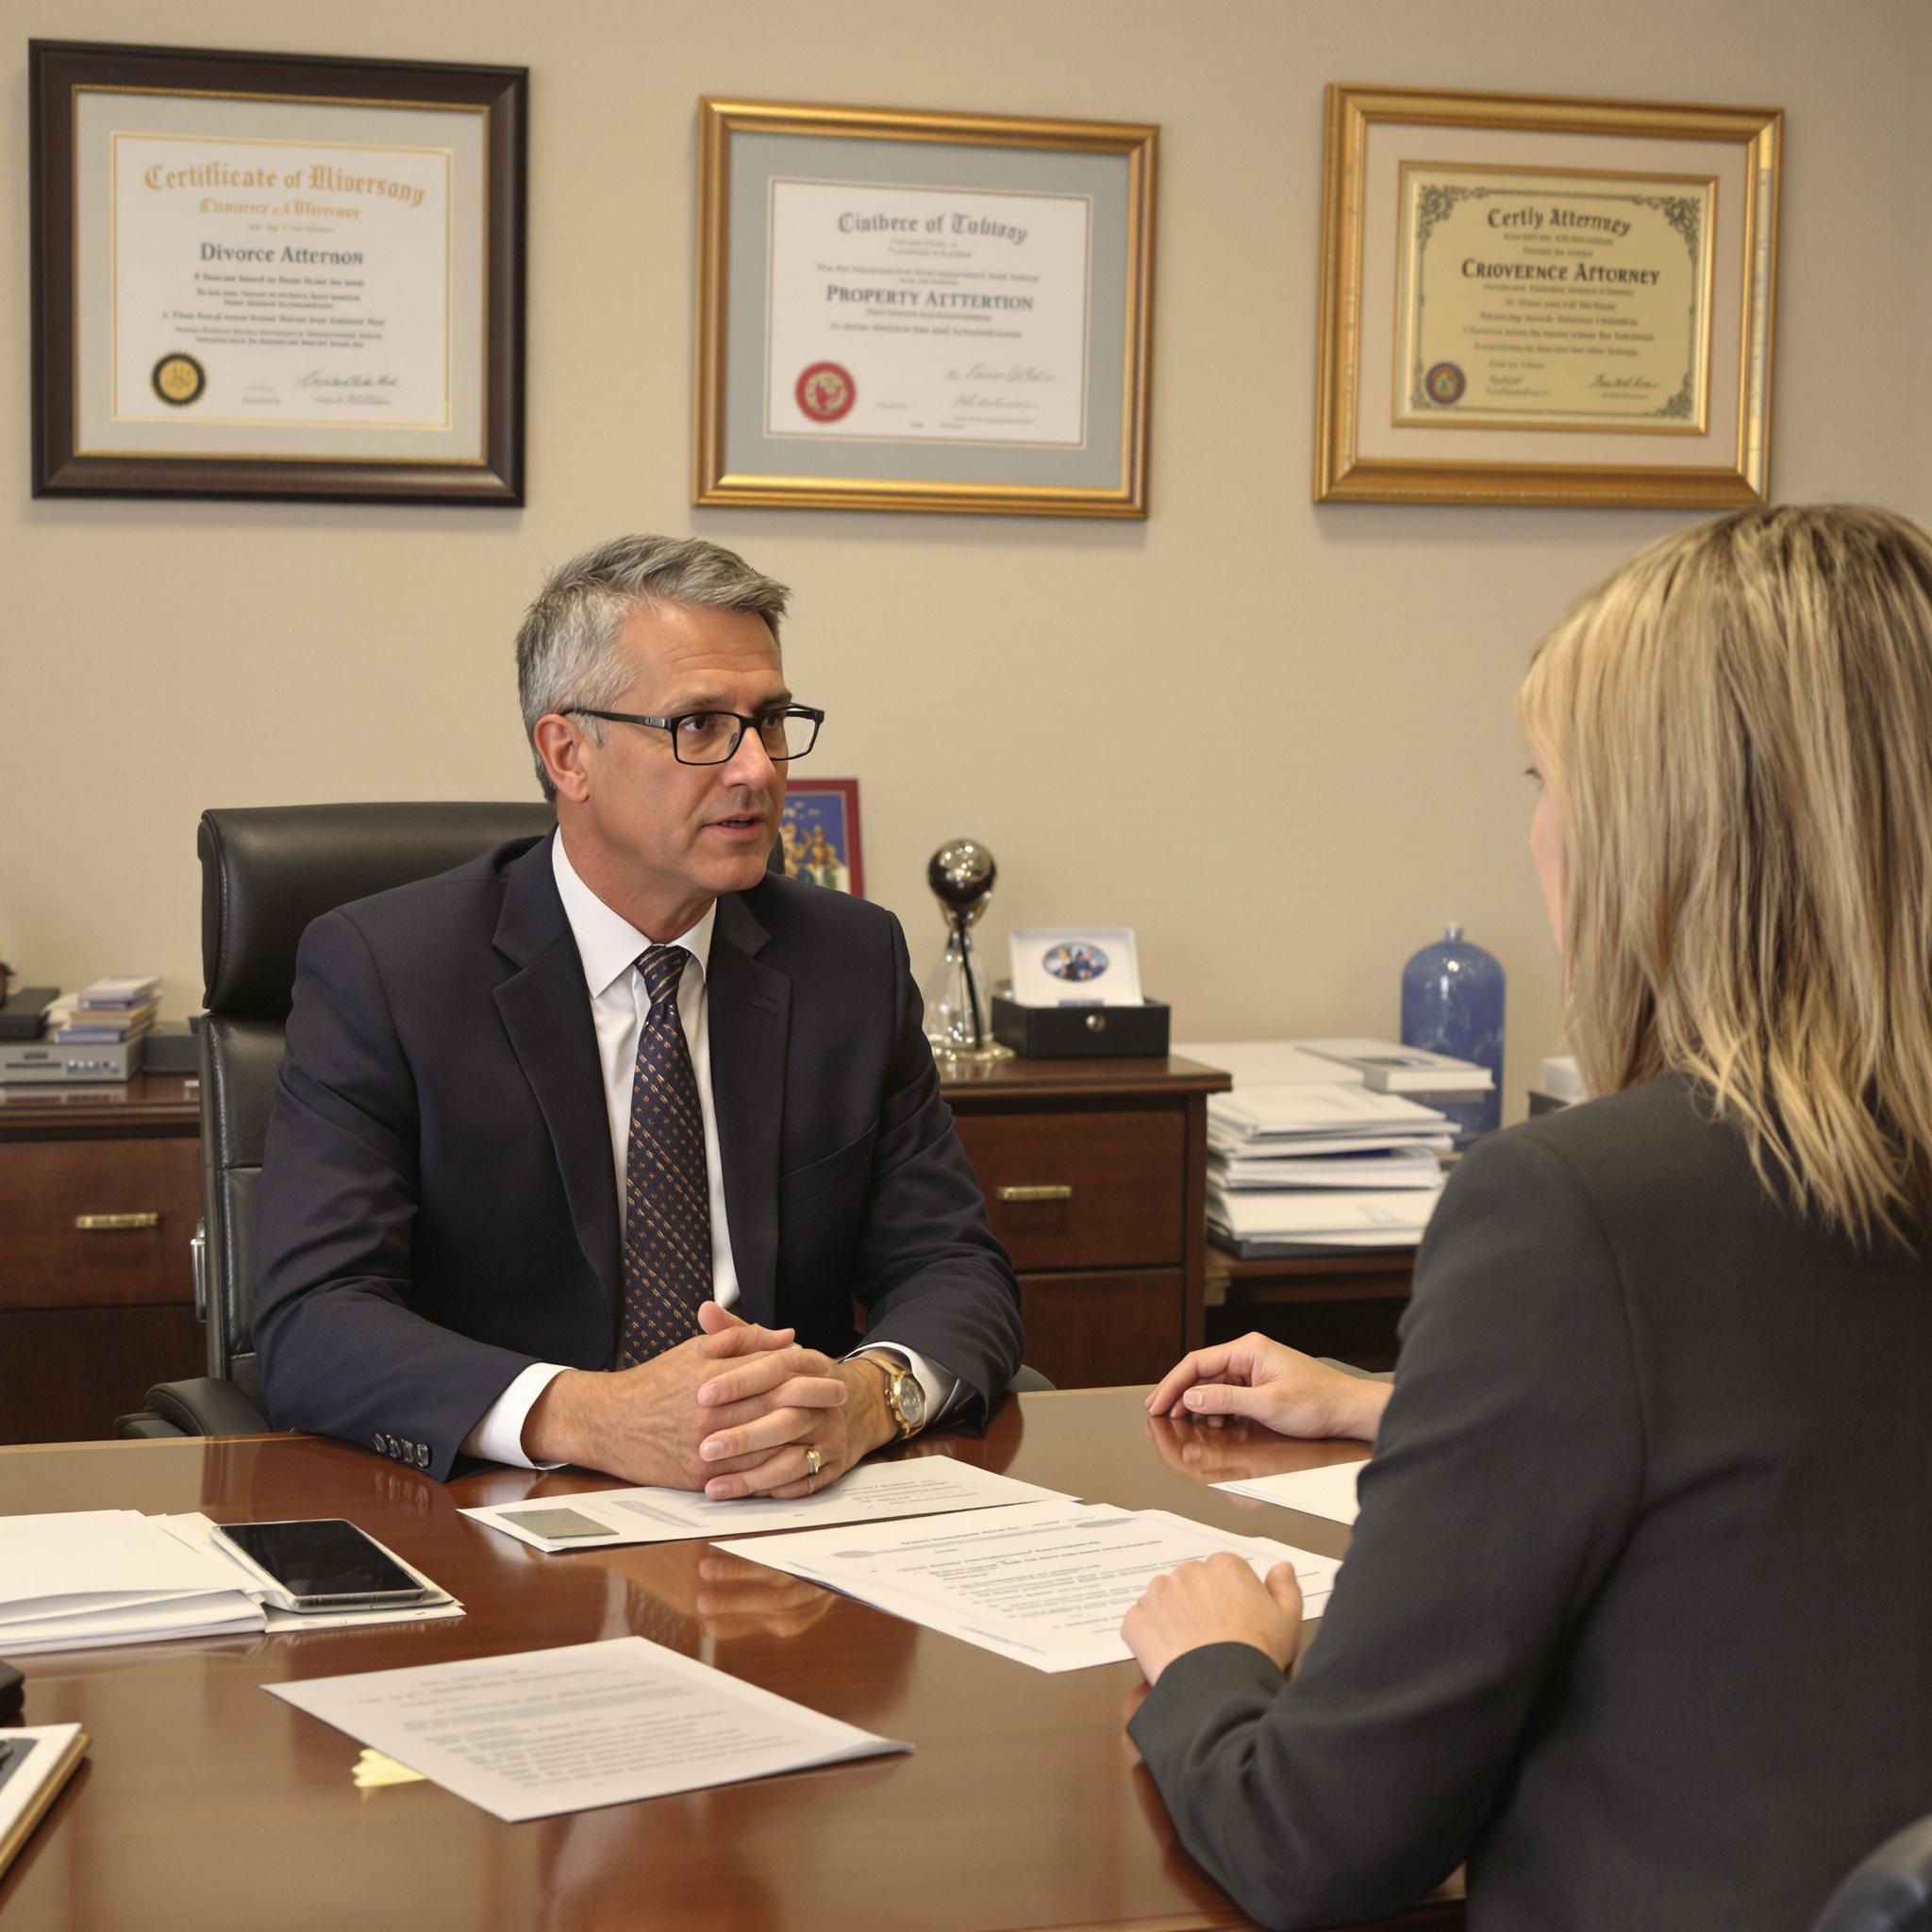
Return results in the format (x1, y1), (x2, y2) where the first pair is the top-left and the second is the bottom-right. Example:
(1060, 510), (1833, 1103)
(0, 1389), (1462, 1932)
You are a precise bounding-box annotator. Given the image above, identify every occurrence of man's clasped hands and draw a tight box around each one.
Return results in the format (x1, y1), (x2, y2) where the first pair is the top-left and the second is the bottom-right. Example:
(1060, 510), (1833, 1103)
(520, 1300), (897, 1501)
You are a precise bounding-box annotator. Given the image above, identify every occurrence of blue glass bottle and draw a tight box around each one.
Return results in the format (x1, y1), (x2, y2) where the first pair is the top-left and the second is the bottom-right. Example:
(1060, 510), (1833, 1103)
(1401, 924), (1505, 1145)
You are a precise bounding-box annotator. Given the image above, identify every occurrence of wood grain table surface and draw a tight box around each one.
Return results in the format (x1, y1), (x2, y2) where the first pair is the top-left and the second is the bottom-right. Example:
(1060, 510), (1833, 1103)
(0, 1389), (1461, 1932)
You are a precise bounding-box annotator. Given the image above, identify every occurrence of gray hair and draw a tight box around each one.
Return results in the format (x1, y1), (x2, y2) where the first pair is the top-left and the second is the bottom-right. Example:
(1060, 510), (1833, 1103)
(515, 534), (791, 799)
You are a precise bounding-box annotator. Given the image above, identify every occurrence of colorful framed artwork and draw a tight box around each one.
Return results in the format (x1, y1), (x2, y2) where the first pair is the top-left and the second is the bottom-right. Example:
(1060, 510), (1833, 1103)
(1314, 84), (1780, 508)
(779, 778), (863, 897)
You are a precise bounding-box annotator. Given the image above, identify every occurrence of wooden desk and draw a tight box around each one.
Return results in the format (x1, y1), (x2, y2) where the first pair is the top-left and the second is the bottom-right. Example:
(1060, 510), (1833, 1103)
(0, 1391), (1458, 1931)
(941, 1056), (1229, 1389)
(5, 1059), (1224, 1441)
(0, 1074), (202, 1443)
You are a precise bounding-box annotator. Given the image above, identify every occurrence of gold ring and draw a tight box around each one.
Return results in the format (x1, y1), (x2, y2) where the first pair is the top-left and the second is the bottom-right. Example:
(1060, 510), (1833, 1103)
(804, 1446), (824, 1479)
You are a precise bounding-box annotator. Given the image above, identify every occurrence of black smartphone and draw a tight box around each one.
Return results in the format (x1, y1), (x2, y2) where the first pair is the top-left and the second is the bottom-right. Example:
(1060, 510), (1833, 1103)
(210, 1519), (435, 1612)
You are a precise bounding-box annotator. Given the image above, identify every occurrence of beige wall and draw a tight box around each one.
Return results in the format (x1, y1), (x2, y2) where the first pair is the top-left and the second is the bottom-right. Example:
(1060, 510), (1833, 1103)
(5, 0), (1926, 1115)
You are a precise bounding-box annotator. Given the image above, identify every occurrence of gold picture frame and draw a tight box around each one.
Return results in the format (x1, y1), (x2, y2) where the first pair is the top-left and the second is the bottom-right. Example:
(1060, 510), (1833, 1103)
(694, 98), (1157, 518)
(1315, 84), (1781, 508)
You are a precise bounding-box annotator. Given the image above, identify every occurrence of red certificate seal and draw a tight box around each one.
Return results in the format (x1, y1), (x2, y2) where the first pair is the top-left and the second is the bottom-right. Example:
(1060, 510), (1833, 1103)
(1424, 361), (1466, 406)
(795, 362), (856, 422)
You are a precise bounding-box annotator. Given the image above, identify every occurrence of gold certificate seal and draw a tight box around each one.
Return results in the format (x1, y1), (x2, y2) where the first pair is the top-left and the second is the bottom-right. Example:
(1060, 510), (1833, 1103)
(151, 353), (208, 408)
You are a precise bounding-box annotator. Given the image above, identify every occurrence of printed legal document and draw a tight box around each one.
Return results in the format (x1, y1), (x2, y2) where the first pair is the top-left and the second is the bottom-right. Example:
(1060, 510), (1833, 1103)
(267, 1636), (908, 1822)
(1216, 1460), (1367, 1525)
(718, 1499), (1341, 1673)
(461, 1457), (1071, 1552)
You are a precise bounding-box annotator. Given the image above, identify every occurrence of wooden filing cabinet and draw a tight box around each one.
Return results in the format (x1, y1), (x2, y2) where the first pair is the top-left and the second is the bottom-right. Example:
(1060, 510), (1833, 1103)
(940, 1056), (1229, 1390)
(0, 1058), (1230, 1441)
(0, 1074), (204, 1443)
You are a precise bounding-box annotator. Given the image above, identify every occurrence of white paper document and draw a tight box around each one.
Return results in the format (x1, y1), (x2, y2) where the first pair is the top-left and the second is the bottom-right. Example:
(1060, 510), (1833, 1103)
(1208, 1185), (1441, 1240)
(1178, 1040), (1370, 1088)
(718, 1500), (1341, 1674)
(1216, 1460), (1367, 1525)
(1212, 1085), (1452, 1141)
(1211, 1146), (1444, 1190)
(461, 1457), (1071, 1553)
(0, 1509), (263, 1651)
(1210, 1130), (1455, 1161)
(266, 1637), (908, 1823)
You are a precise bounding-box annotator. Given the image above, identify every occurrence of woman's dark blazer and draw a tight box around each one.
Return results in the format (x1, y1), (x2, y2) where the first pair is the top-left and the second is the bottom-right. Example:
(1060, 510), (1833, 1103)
(1130, 1072), (1932, 1932)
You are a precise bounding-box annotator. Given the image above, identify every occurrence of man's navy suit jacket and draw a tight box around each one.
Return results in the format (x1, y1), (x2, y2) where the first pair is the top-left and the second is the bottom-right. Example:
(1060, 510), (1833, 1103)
(252, 833), (1024, 1478)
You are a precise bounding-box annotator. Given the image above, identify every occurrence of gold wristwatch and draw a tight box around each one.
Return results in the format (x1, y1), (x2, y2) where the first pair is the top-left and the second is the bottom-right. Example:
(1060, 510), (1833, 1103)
(859, 1352), (927, 1439)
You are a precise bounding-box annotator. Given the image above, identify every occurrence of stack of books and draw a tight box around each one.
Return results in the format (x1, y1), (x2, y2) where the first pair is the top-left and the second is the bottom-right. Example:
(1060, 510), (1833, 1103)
(1181, 1040), (1470, 1257)
(54, 975), (161, 1046)
(1297, 1037), (1494, 1104)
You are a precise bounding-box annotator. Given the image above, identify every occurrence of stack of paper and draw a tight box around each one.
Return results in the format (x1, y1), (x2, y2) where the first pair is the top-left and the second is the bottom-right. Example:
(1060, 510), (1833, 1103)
(0, 1510), (265, 1653)
(0, 1510), (461, 1652)
(1182, 1041), (1452, 1255)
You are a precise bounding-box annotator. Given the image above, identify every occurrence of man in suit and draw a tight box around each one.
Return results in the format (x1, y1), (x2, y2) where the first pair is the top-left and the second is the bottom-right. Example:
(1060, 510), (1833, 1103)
(252, 535), (1024, 1489)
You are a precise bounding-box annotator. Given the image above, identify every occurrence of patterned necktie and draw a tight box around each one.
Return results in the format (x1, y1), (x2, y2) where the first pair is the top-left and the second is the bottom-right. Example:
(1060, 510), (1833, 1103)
(617, 944), (712, 1367)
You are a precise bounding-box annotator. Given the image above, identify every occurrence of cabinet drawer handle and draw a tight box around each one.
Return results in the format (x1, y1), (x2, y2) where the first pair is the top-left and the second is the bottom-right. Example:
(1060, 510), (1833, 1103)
(995, 1185), (1073, 1204)
(74, 1212), (161, 1232)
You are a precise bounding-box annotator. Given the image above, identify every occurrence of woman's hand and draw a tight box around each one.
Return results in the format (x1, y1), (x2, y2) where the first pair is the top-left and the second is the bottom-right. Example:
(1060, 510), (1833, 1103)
(1143, 1332), (1391, 1442)
(1122, 1554), (1305, 1687)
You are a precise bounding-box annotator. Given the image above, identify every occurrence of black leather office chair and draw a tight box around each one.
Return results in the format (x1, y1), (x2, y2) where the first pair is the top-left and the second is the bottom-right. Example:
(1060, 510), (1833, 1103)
(1812, 1815), (1932, 1932)
(119, 803), (555, 1437)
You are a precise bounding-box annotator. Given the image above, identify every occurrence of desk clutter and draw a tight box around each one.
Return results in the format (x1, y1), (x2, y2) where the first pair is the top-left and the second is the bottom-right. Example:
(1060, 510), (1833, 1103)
(3, 1458), (1341, 1830)
(1181, 1039), (1491, 1257)
(0, 1507), (459, 1653)
(0, 974), (162, 1082)
(0, 976), (203, 1083)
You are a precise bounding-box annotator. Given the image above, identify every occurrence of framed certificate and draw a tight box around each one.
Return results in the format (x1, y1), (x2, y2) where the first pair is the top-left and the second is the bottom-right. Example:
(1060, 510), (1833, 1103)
(29, 40), (527, 505)
(1315, 85), (1780, 508)
(694, 98), (1158, 518)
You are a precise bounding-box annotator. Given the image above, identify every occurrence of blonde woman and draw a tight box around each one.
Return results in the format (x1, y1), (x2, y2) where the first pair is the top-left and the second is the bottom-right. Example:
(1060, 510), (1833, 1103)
(1123, 507), (1932, 1932)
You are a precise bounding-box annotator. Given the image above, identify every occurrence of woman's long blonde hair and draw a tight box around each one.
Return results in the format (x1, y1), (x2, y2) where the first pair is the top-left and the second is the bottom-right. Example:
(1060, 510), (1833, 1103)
(1518, 505), (1932, 1247)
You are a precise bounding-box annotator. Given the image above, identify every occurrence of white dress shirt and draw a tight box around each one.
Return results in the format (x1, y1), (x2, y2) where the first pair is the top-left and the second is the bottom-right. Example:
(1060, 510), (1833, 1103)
(462, 833), (951, 1466)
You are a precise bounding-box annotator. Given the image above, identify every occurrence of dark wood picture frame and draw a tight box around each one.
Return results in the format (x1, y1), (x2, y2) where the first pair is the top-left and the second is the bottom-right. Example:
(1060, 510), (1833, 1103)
(29, 40), (527, 506)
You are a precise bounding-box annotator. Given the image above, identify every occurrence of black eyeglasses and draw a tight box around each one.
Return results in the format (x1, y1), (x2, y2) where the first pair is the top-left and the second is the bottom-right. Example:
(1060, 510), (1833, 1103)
(566, 705), (824, 766)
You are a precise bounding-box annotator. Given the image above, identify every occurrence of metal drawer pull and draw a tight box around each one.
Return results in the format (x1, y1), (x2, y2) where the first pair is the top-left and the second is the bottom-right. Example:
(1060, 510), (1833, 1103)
(74, 1212), (161, 1231)
(996, 1185), (1073, 1204)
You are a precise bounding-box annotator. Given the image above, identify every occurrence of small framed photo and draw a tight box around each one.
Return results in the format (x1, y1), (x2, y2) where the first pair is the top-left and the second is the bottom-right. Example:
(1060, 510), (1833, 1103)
(1008, 927), (1143, 1008)
(779, 778), (863, 897)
